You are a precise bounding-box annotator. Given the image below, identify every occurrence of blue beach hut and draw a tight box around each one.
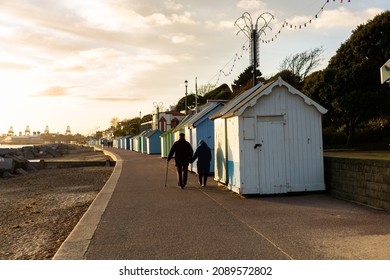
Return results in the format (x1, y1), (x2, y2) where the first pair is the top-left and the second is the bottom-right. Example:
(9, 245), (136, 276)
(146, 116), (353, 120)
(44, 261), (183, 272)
(184, 101), (224, 174)
(125, 135), (133, 150)
(145, 129), (163, 154)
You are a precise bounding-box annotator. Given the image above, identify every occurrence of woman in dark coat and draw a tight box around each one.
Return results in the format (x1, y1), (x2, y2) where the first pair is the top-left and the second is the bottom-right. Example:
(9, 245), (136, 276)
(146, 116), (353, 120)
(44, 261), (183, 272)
(191, 139), (212, 187)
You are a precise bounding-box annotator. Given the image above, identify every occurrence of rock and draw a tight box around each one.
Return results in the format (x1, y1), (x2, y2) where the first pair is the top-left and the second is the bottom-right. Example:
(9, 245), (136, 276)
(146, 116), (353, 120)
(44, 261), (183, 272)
(15, 168), (28, 175)
(22, 147), (35, 159)
(12, 155), (29, 170)
(2, 171), (15, 178)
(26, 164), (37, 172)
(0, 157), (14, 172)
(0, 148), (13, 157)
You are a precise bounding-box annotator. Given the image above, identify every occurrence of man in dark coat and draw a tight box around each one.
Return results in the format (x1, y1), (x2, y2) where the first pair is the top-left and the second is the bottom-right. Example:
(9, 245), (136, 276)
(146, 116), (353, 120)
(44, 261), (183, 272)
(191, 139), (212, 187)
(167, 133), (193, 189)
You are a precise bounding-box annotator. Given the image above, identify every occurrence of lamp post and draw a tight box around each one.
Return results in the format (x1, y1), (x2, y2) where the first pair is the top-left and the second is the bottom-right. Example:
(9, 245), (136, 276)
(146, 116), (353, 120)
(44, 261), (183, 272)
(184, 80), (188, 115)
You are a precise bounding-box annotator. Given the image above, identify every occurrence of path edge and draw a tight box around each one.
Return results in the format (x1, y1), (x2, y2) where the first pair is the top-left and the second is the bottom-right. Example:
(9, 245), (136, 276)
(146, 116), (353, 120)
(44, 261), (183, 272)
(52, 149), (121, 260)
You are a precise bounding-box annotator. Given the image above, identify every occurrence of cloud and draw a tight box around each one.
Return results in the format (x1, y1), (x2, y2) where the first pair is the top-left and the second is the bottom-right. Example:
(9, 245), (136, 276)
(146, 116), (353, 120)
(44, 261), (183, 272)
(145, 13), (172, 26)
(311, 7), (384, 29)
(237, 0), (268, 11)
(37, 86), (70, 97)
(54, 65), (88, 72)
(162, 33), (195, 44)
(145, 11), (197, 26)
(172, 12), (197, 25)
(205, 20), (235, 31)
(164, 0), (183, 11)
(0, 61), (32, 71)
(135, 53), (178, 65)
(85, 96), (145, 102)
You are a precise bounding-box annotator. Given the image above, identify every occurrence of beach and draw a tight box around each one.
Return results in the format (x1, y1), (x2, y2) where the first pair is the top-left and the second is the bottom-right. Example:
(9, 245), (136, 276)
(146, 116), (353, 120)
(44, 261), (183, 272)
(0, 146), (113, 259)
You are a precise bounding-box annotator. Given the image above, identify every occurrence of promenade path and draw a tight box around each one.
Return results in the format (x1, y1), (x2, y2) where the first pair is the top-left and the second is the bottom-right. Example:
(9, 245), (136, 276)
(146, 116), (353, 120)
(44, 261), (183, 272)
(54, 148), (390, 260)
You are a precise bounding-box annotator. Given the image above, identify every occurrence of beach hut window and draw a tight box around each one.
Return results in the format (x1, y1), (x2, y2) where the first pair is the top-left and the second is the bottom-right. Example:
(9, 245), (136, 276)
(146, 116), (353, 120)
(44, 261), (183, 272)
(243, 117), (255, 140)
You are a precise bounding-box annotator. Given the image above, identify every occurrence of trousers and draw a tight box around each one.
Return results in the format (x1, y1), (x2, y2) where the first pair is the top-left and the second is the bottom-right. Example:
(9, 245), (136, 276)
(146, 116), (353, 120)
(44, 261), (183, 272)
(176, 164), (189, 187)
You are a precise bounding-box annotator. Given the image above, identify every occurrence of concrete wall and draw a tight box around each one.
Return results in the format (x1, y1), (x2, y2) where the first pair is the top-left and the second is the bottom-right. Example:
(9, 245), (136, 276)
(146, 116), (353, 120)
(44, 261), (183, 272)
(324, 157), (390, 211)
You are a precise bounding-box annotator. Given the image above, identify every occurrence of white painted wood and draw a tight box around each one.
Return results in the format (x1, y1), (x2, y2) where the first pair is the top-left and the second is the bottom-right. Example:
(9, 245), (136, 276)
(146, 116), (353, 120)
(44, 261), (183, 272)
(212, 78), (326, 195)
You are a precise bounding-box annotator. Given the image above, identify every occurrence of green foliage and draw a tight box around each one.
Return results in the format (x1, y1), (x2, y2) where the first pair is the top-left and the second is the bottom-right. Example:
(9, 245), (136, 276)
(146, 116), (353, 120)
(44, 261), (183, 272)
(113, 117), (142, 137)
(303, 11), (390, 146)
(232, 66), (262, 94)
(203, 84), (233, 101)
(266, 70), (302, 90)
(175, 84), (232, 110)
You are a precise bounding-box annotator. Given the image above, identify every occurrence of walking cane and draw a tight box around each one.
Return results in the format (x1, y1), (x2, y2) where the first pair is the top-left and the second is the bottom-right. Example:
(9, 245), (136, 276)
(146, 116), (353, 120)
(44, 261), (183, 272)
(164, 160), (169, 187)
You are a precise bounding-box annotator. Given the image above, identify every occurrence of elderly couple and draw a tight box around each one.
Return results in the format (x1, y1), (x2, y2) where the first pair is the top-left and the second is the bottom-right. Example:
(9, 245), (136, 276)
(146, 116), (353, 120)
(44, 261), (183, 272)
(167, 133), (211, 189)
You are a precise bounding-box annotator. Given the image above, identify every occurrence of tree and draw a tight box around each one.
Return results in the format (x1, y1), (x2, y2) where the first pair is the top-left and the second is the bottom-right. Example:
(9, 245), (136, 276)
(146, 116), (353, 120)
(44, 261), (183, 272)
(232, 66), (262, 94)
(197, 83), (216, 96)
(176, 93), (203, 112)
(279, 47), (324, 88)
(303, 11), (390, 146)
(203, 84), (233, 101)
(112, 117), (142, 137)
(266, 69), (301, 90)
(110, 117), (120, 128)
(175, 84), (233, 111)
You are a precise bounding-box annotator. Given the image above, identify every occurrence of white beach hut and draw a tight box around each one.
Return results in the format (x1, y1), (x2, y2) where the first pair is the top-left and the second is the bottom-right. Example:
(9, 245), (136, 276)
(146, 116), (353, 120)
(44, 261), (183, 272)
(210, 77), (327, 195)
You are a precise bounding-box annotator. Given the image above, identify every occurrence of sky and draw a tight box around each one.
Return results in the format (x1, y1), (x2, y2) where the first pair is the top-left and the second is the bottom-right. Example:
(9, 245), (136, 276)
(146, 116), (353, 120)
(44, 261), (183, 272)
(0, 0), (387, 136)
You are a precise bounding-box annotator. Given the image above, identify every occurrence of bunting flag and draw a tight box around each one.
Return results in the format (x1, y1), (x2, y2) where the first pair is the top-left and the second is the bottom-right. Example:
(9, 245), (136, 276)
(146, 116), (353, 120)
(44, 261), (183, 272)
(261, 0), (351, 44)
(208, 42), (250, 86)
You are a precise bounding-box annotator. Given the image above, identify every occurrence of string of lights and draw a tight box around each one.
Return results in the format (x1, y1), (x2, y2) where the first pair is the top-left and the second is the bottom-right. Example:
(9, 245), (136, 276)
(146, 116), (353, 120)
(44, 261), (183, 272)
(207, 0), (351, 86)
(262, 0), (351, 44)
(207, 40), (250, 86)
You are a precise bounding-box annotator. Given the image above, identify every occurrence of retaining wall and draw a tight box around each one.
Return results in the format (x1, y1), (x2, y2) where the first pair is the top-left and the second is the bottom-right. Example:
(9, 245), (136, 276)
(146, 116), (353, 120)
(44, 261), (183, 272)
(30, 160), (115, 170)
(324, 157), (390, 211)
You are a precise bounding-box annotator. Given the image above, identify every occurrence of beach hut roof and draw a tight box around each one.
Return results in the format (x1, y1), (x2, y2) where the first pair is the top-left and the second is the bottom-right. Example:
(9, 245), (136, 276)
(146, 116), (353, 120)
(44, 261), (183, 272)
(172, 113), (195, 132)
(144, 129), (162, 138)
(185, 101), (225, 128)
(210, 77), (327, 120)
(160, 127), (174, 137)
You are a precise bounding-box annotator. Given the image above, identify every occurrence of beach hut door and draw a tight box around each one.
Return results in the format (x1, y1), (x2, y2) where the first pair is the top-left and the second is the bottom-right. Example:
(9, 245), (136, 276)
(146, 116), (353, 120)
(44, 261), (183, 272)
(256, 116), (287, 194)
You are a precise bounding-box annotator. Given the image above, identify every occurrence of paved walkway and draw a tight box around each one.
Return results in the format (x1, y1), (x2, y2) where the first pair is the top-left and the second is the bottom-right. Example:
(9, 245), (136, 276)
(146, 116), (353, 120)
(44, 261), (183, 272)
(54, 148), (390, 260)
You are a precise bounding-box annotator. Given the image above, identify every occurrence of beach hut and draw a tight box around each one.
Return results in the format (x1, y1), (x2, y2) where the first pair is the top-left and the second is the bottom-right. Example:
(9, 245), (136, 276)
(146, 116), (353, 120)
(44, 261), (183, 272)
(119, 137), (126, 149)
(210, 77), (327, 195)
(133, 132), (144, 152)
(184, 101), (224, 174)
(159, 114), (194, 158)
(140, 129), (151, 153)
(124, 135), (133, 150)
(173, 113), (194, 141)
(113, 137), (120, 149)
(145, 129), (163, 154)
(160, 128), (175, 158)
(100, 138), (109, 147)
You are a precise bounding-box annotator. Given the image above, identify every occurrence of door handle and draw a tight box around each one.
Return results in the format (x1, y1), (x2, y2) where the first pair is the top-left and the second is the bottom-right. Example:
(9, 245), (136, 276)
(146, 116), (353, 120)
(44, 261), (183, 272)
(254, 143), (262, 149)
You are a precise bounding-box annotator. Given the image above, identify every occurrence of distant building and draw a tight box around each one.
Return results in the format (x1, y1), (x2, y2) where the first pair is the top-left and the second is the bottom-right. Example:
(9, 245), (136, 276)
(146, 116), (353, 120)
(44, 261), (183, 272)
(65, 125), (71, 135)
(153, 110), (185, 132)
(7, 126), (14, 136)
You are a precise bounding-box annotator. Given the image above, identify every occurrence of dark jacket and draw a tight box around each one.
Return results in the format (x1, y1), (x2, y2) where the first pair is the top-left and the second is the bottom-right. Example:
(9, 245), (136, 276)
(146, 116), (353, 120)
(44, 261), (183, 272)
(168, 138), (193, 166)
(191, 142), (212, 174)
